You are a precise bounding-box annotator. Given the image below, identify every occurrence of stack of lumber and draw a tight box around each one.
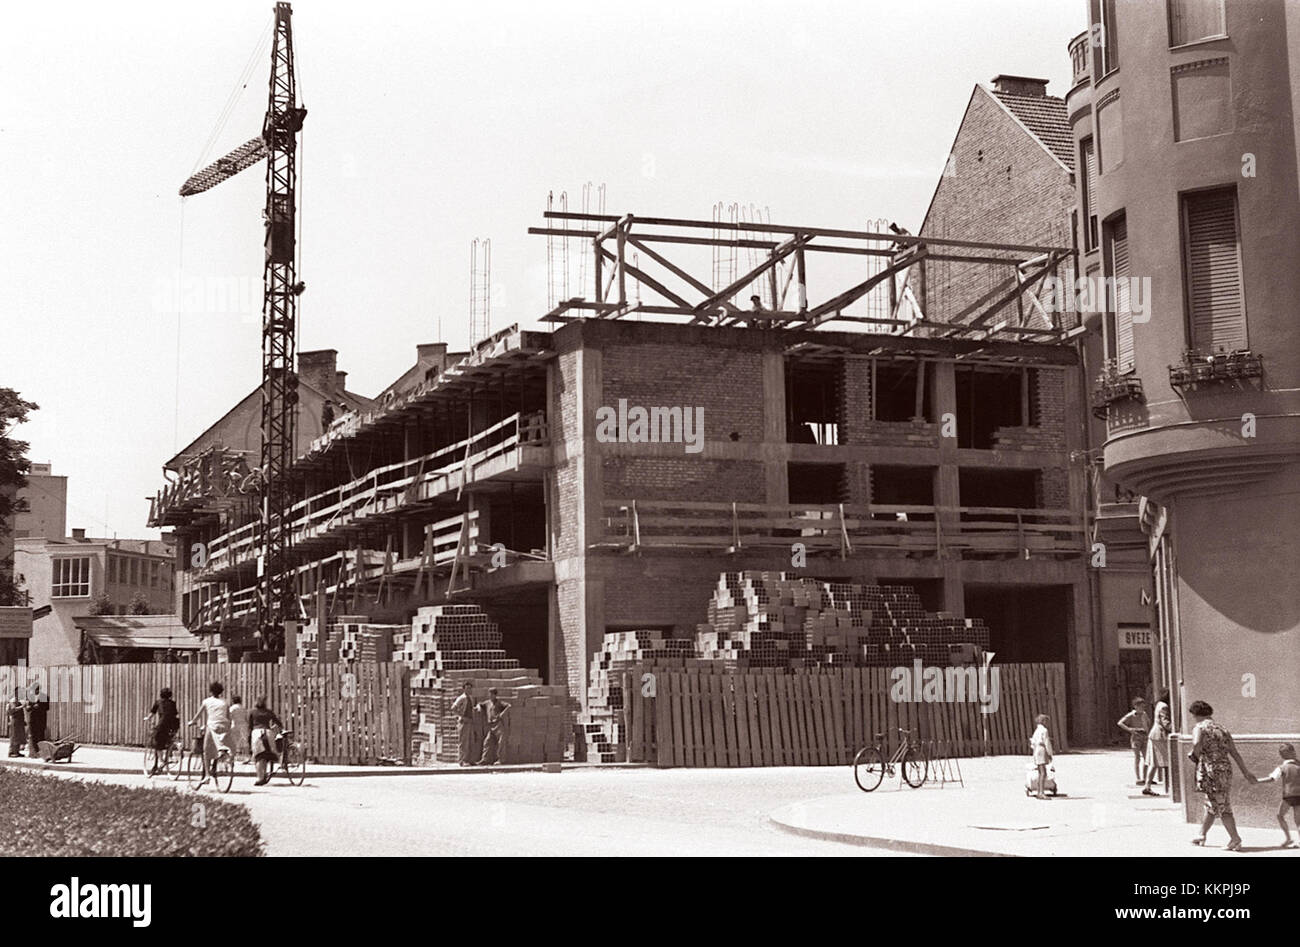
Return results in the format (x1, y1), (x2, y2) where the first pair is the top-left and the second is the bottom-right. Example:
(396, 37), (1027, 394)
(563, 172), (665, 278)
(411, 668), (568, 764)
(396, 604), (519, 688)
(576, 630), (698, 762)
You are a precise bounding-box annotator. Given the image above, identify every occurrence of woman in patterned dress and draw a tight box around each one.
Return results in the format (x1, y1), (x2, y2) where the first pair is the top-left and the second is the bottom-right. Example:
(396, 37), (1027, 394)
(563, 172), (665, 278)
(1188, 700), (1255, 850)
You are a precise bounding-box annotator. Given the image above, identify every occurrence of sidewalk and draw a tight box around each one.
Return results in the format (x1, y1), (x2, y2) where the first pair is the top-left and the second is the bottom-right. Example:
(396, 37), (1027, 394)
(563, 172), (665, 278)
(0, 744), (644, 778)
(769, 749), (1299, 857)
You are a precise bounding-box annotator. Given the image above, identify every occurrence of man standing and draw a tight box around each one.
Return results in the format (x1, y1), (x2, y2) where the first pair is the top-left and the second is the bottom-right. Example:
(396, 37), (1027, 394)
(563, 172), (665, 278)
(7, 690), (26, 757)
(450, 681), (476, 767)
(476, 687), (510, 766)
(25, 683), (49, 756)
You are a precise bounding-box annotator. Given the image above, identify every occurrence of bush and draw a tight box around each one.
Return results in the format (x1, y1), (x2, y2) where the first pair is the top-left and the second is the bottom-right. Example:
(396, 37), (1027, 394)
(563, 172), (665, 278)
(0, 769), (264, 856)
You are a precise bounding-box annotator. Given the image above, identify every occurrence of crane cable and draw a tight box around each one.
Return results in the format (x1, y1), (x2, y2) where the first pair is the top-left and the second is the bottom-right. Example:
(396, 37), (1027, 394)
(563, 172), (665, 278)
(192, 15), (274, 173)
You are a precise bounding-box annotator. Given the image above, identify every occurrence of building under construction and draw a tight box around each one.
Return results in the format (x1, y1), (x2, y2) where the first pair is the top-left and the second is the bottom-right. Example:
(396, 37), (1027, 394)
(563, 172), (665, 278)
(149, 211), (1111, 744)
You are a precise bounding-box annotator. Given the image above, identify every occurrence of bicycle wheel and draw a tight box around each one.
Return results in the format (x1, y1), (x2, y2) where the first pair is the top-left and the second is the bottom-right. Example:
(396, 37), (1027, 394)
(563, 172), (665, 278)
(165, 743), (185, 780)
(142, 744), (158, 778)
(902, 746), (928, 788)
(215, 752), (235, 794)
(285, 742), (307, 786)
(853, 745), (886, 792)
(186, 748), (207, 785)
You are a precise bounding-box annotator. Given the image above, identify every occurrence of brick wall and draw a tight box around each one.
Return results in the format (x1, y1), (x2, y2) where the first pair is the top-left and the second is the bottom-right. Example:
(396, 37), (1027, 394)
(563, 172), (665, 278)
(919, 87), (1075, 327)
(992, 367), (1068, 451)
(601, 341), (764, 442)
(602, 457), (765, 503)
(1038, 469), (1071, 509)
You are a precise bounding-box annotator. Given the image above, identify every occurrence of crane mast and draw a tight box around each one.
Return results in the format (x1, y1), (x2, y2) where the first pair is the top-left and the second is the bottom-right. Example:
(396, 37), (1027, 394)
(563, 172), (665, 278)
(259, 2), (306, 650)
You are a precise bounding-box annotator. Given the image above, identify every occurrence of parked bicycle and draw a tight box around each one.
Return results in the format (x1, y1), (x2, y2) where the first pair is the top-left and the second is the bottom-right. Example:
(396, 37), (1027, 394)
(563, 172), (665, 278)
(185, 725), (235, 793)
(262, 728), (307, 786)
(853, 727), (928, 791)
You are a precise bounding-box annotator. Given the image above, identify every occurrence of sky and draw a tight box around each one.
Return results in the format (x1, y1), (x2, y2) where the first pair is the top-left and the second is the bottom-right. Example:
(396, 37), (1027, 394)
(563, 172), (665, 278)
(0, 0), (1083, 539)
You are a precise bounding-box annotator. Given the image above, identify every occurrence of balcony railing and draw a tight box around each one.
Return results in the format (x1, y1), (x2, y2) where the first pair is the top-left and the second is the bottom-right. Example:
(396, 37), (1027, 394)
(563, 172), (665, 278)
(198, 411), (547, 578)
(189, 510), (485, 630)
(148, 447), (255, 527)
(1069, 31), (1092, 85)
(596, 500), (1085, 559)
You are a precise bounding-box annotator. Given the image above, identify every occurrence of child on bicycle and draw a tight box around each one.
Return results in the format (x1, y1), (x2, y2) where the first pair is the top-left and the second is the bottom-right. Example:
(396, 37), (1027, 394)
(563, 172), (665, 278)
(143, 687), (180, 774)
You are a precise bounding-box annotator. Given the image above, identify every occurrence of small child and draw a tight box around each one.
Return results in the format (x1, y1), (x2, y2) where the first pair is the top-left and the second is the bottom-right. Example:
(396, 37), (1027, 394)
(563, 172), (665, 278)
(1117, 697), (1151, 784)
(1029, 713), (1054, 800)
(1248, 743), (1300, 848)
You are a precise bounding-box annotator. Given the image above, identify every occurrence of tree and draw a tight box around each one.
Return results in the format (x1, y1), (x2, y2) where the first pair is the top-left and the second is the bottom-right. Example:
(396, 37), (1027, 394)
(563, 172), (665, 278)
(127, 591), (151, 616)
(0, 388), (38, 607)
(88, 592), (114, 616)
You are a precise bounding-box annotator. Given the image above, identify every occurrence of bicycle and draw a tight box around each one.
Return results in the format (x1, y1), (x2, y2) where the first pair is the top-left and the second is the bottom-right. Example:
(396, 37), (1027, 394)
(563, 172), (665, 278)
(853, 727), (929, 791)
(261, 728), (307, 786)
(185, 725), (235, 793)
(142, 725), (184, 780)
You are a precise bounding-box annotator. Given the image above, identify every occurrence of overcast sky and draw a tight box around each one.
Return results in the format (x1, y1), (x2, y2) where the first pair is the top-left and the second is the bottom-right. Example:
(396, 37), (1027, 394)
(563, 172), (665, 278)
(0, 0), (1082, 539)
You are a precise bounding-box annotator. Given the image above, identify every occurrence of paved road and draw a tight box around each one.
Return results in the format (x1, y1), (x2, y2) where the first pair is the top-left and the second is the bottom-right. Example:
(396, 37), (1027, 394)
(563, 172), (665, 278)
(41, 764), (912, 856)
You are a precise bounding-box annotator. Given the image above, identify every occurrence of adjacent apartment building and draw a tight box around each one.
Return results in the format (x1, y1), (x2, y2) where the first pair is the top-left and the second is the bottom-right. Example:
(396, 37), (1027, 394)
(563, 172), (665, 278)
(1073, 0), (1300, 751)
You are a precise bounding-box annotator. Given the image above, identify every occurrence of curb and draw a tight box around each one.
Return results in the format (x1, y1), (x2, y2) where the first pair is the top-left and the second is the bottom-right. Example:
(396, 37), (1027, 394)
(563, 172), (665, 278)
(767, 813), (1015, 857)
(0, 756), (649, 779)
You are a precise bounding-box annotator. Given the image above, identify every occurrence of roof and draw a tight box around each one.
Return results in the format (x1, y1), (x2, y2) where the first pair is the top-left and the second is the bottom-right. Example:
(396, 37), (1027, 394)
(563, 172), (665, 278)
(73, 615), (203, 651)
(988, 88), (1074, 170)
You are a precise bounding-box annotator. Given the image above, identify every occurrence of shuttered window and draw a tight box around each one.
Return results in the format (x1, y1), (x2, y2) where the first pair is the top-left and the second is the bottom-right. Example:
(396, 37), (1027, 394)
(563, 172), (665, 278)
(1081, 137), (1098, 250)
(1168, 0), (1225, 47)
(1105, 216), (1134, 373)
(1183, 188), (1245, 354)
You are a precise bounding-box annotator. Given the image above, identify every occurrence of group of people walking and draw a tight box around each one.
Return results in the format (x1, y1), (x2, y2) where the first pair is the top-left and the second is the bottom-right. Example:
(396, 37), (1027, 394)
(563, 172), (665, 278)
(6, 685), (49, 758)
(145, 682), (285, 786)
(1029, 691), (1300, 851)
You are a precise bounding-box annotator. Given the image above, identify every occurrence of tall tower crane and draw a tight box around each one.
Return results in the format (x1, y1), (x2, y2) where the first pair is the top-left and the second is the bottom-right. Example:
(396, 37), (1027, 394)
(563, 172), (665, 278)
(180, 3), (306, 652)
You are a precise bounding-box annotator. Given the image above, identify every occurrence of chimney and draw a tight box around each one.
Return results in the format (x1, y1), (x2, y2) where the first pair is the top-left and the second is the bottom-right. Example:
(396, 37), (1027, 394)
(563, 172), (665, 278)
(298, 349), (339, 397)
(71, 528), (86, 540)
(991, 75), (1049, 97)
(334, 371), (348, 395)
(417, 342), (448, 363)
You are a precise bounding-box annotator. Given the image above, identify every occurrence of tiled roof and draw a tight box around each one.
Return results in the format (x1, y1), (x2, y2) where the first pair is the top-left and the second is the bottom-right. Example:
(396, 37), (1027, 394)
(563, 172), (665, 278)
(991, 90), (1074, 170)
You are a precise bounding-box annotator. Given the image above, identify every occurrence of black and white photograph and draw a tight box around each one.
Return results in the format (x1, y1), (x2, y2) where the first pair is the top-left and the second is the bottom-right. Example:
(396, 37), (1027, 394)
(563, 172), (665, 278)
(0, 0), (1293, 925)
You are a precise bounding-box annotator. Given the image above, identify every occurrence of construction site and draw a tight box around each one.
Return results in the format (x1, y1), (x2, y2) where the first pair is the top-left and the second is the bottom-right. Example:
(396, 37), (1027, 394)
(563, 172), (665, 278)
(136, 3), (1111, 766)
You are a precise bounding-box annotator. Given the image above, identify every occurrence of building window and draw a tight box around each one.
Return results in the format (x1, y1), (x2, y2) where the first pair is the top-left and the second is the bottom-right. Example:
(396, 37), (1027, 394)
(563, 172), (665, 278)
(1172, 59), (1231, 142)
(1096, 0), (1119, 76)
(52, 557), (91, 598)
(1168, 0), (1225, 46)
(1182, 187), (1246, 355)
(106, 555), (116, 585)
(1096, 91), (1124, 173)
(1080, 137), (1098, 250)
(1103, 214), (1134, 374)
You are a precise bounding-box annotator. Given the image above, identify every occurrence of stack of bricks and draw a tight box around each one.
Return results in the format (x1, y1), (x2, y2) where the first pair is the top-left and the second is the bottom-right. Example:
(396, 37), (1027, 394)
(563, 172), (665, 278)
(296, 619), (400, 664)
(576, 630), (699, 762)
(396, 604), (520, 688)
(693, 572), (989, 669)
(411, 668), (568, 764)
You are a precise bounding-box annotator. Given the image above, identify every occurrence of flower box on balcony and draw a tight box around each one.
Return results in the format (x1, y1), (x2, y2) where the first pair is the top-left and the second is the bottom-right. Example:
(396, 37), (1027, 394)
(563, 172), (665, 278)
(1169, 350), (1263, 391)
(1091, 369), (1145, 420)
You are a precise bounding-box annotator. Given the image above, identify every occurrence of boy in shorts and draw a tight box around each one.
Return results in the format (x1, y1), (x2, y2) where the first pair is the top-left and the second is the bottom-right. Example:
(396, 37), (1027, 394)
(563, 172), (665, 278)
(1249, 743), (1300, 848)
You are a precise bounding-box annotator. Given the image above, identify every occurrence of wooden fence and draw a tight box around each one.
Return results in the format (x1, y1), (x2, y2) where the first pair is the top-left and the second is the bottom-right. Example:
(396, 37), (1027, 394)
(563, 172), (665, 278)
(0, 663), (411, 766)
(622, 663), (1067, 767)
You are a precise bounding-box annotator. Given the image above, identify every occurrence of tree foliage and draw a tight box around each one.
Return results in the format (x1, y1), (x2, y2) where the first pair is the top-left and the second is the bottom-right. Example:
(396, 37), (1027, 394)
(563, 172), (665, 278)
(0, 388), (38, 607)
